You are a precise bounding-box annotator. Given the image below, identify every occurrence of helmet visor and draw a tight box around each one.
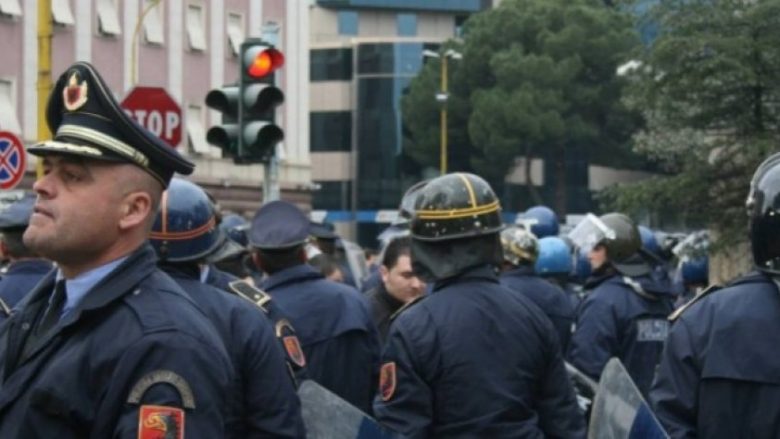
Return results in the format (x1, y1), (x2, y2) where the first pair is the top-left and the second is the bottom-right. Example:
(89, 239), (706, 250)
(567, 213), (617, 254)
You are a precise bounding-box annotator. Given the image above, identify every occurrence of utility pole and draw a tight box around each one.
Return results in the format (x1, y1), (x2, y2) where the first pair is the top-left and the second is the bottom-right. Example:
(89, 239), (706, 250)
(37, 0), (53, 178)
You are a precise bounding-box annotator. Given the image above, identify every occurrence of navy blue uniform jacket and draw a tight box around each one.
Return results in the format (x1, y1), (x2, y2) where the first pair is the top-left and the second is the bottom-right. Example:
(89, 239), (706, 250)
(0, 259), (52, 322)
(163, 267), (305, 438)
(374, 266), (585, 438)
(0, 245), (233, 438)
(651, 272), (780, 438)
(568, 272), (675, 397)
(262, 264), (380, 413)
(500, 265), (575, 350)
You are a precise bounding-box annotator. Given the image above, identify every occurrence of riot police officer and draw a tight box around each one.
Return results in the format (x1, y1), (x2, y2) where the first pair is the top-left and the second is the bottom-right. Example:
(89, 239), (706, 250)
(0, 192), (53, 321)
(249, 200), (380, 414)
(500, 226), (575, 350)
(0, 62), (232, 437)
(149, 177), (305, 438)
(567, 213), (676, 397)
(374, 173), (584, 437)
(650, 153), (780, 438)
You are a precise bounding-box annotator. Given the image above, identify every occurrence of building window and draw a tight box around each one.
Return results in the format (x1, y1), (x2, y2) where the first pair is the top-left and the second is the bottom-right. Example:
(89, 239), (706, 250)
(96, 0), (121, 36)
(186, 105), (213, 156)
(311, 112), (352, 152)
(186, 3), (207, 51)
(52, 0), (74, 26)
(337, 10), (358, 36)
(226, 12), (244, 57)
(397, 13), (416, 37)
(0, 0), (21, 18)
(143, 0), (164, 45)
(310, 48), (353, 81)
(454, 15), (468, 38)
(0, 79), (21, 135)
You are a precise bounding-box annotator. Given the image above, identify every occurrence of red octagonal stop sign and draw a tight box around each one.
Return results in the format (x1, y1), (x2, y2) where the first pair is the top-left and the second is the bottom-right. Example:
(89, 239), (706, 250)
(121, 87), (182, 148)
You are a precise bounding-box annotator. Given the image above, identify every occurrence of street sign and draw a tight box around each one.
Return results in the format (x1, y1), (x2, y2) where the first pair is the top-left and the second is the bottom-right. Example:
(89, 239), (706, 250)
(121, 86), (182, 148)
(0, 131), (26, 190)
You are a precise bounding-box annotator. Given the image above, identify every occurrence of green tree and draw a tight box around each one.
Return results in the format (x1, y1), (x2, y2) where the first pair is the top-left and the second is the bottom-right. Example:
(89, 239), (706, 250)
(402, 0), (641, 214)
(603, 0), (780, 246)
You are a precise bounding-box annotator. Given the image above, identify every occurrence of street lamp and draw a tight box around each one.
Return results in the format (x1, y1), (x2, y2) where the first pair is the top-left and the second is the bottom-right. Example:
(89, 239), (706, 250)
(423, 48), (462, 175)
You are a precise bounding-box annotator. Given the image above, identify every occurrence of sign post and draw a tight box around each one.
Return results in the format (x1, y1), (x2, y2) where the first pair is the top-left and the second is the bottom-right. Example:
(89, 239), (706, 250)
(121, 87), (182, 148)
(0, 131), (27, 190)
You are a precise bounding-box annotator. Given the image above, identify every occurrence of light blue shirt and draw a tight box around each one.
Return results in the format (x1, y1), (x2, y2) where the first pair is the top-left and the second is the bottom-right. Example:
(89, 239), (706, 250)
(56, 256), (129, 317)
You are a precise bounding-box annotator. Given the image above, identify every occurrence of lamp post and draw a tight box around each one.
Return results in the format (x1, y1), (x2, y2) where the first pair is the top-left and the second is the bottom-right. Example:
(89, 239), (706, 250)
(423, 48), (462, 175)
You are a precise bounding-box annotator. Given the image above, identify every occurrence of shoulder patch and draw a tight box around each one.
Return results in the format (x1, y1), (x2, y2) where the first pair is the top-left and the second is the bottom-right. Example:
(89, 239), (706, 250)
(276, 318), (306, 368)
(127, 370), (196, 409)
(379, 362), (397, 401)
(229, 280), (271, 313)
(138, 405), (184, 439)
(389, 294), (427, 322)
(669, 284), (722, 322)
(0, 297), (11, 317)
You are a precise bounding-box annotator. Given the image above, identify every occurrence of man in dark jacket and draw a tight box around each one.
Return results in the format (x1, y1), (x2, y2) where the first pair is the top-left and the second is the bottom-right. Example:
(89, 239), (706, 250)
(249, 200), (381, 414)
(365, 236), (425, 342)
(374, 173), (584, 438)
(650, 153), (780, 438)
(567, 213), (675, 397)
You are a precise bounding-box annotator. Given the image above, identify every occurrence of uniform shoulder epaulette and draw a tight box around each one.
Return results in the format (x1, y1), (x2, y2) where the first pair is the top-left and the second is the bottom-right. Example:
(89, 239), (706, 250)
(389, 294), (428, 322)
(0, 297), (10, 317)
(669, 284), (722, 322)
(228, 280), (271, 313)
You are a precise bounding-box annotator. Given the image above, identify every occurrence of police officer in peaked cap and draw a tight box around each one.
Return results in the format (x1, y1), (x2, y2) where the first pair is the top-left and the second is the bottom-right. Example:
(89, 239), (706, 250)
(567, 213), (675, 397)
(0, 62), (233, 438)
(248, 200), (381, 414)
(149, 177), (305, 437)
(0, 192), (53, 322)
(651, 153), (780, 438)
(373, 172), (585, 437)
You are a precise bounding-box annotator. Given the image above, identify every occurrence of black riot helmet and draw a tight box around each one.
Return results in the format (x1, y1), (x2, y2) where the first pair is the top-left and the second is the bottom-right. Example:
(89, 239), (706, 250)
(393, 180), (429, 227)
(409, 173), (504, 281)
(568, 212), (646, 276)
(747, 152), (780, 275)
(411, 173), (503, 241)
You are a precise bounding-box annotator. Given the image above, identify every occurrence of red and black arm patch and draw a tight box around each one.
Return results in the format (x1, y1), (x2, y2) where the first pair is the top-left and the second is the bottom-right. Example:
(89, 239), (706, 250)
(379, 362), (397, 401)
(138, 405), (184, 439)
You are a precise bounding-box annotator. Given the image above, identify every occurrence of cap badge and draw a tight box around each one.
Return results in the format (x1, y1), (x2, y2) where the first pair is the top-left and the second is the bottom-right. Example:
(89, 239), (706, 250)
(63, 71), (88, 111)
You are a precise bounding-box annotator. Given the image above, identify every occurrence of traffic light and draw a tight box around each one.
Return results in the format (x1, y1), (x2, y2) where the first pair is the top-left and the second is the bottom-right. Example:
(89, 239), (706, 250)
(205, 38), (284, 163)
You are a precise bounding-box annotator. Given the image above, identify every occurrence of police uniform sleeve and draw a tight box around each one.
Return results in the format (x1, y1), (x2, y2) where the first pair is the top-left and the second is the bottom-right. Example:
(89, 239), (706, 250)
(650, 317), (699, 438)
(103, 332), (233, 438)
(373, 310), (438, 438)
(567, 292), (619, 381)
(232, 305), (306, 437)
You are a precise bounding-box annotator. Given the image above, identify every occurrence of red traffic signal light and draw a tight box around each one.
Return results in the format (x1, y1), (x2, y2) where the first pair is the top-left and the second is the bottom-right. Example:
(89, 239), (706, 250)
(245, 47), (284, 79)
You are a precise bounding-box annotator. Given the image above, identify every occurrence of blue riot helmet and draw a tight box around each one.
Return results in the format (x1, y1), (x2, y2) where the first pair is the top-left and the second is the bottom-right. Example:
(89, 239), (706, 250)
(220, 213), (249, 247)
(535, 237), (573, 276)
(516, 205), (559, 238)
(150, 178), (230, 262)
(680, 256), (708, 286)
(638, 226), (661, 257)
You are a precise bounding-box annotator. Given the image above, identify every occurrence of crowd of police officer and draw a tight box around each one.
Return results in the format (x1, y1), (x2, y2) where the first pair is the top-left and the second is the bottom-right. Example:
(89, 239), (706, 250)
(0, 61), (778, 438)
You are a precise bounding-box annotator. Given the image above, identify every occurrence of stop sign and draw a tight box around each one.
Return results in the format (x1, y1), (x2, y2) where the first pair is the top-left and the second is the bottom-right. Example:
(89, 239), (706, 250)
(121, 87), (182, 148)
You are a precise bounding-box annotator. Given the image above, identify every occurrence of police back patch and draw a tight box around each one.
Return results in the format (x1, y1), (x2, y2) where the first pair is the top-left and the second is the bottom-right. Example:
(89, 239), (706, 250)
(138, 405), (184, 439)
(636, 318), (669, 342)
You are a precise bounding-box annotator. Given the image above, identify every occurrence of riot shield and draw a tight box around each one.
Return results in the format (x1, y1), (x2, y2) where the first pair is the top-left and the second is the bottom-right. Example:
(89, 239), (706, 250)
(588, 358), (668, 439)
(298, 380), (402, 439)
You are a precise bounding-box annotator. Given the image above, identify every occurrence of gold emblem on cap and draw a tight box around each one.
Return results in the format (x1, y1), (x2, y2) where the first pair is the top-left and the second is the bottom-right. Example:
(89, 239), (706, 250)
(63, 71), (88, 111)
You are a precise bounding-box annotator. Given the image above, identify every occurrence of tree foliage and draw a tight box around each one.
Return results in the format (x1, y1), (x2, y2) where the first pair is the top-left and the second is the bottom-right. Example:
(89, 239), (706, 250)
(603, 0), (780, 246)
(402, 0), (640, 212)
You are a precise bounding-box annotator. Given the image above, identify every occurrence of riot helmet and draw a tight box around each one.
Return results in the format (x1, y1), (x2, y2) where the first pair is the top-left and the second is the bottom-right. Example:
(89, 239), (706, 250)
(746, 152), (780, 274)
(568, 212), (646, 276)
(410, 173), (503, 281)
(150, 178), (234, 262)
(680, 257), (708, 286)
(535, 236), (573, 275)
(500, 226), (539, 266)
(393, 180), (429, 227)
(219, 214), (249, 247)
(516, 205), (559, 238)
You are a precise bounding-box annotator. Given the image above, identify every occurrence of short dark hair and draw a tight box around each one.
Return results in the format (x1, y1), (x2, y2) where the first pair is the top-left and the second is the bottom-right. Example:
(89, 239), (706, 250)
(308, 254), (341, 278)
(2, 229), (36, 259)
(254, 245), (304, 275)
(382, 236), (411, 270)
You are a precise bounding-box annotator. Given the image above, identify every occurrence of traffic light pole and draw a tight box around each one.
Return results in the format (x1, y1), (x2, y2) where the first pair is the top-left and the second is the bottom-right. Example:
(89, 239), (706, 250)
(264, 154), (280, 201)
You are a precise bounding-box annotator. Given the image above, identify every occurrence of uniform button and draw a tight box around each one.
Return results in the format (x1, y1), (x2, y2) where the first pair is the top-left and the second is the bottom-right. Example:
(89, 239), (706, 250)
(133, 289), (141, 296)
(21, 322), (31, 331)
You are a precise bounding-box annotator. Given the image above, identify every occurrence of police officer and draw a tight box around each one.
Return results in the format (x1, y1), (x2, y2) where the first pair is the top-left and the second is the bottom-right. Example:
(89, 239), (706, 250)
(0, 62), (232, 437)
(650, 153), (780, 438)
(500, 226), (575, 350)
(374, 173), (584, 437)
(517, 205), (560, 238)
(536, 236), (585, 313)
(567, 213), (675, 397)
(249, 200), (380, 413)
(0, 192), (53, 321)
(149, 178), (305, 438)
